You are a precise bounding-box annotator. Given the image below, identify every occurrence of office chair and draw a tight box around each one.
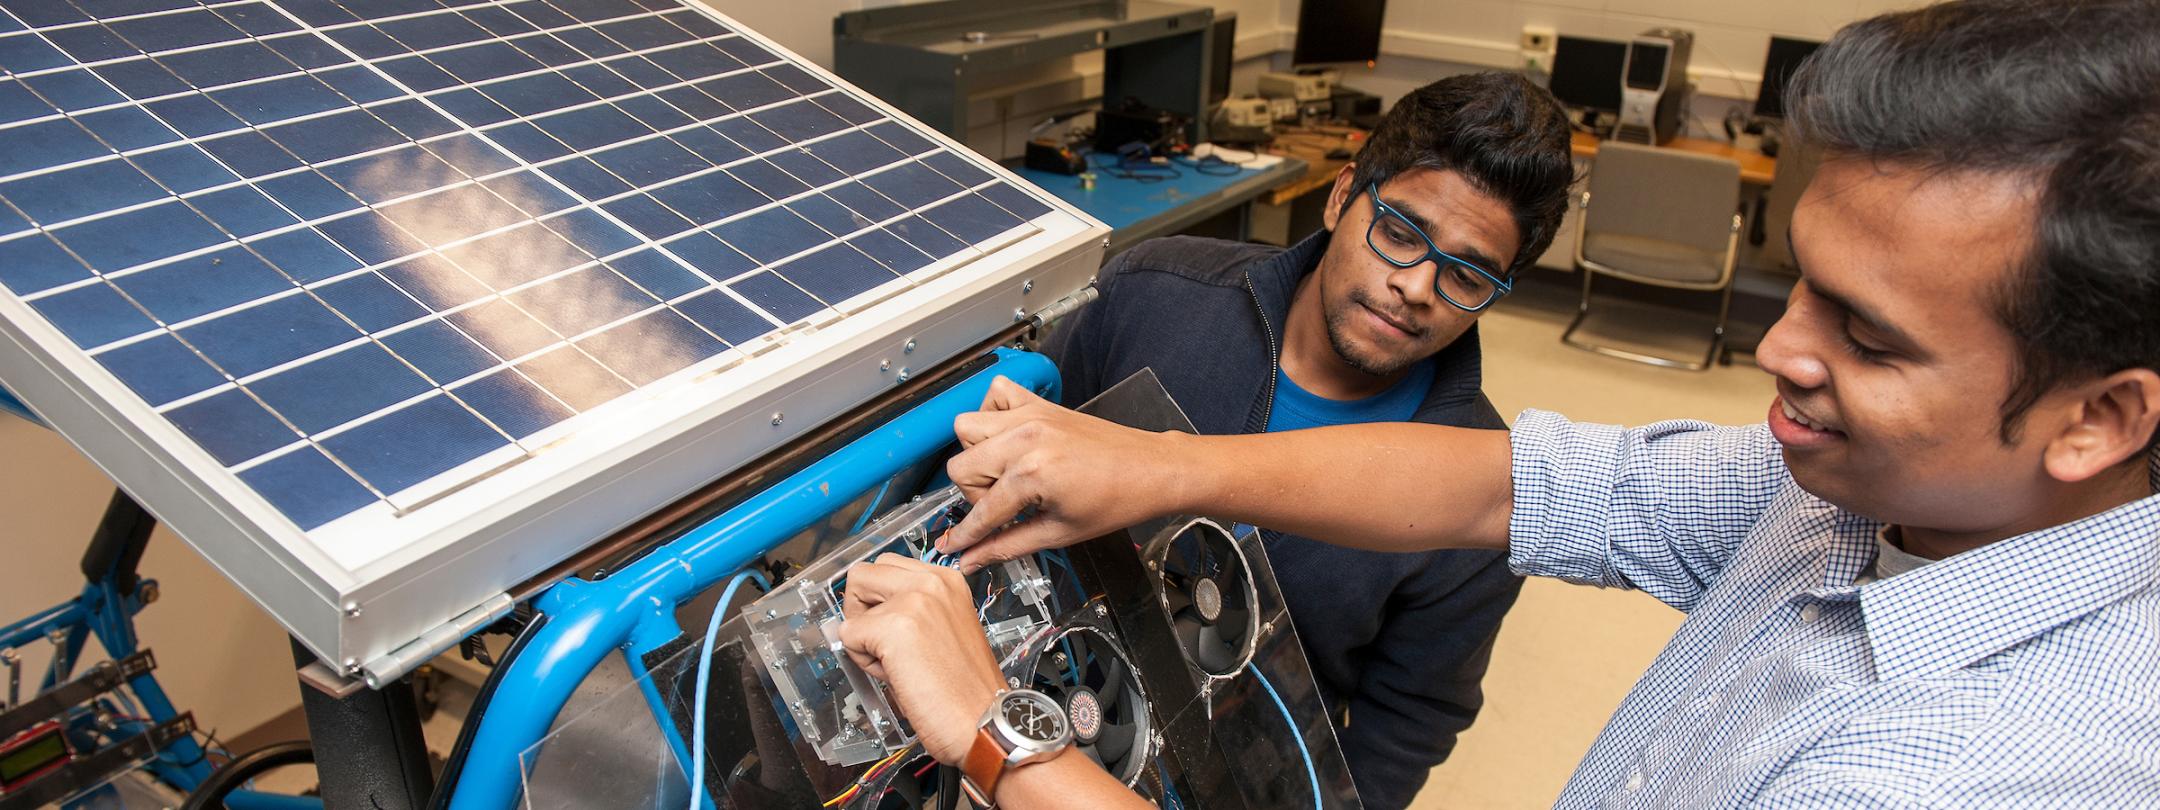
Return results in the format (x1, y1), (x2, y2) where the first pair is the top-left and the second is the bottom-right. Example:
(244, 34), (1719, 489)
(1563, 140), (1743, 370)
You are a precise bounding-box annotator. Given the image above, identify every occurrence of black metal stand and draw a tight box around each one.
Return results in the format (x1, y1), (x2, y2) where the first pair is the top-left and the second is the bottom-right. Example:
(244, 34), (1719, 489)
(291, 639), (435, 810)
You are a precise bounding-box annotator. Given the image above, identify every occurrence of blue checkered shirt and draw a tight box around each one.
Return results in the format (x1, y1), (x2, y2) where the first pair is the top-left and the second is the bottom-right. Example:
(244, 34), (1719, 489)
(1507, 410), (2160, 808)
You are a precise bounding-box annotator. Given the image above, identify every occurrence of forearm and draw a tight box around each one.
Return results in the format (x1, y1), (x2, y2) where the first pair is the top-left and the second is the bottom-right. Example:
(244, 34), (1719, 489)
(1159, 422), (1514, 553)
(994, 749), (1157, 810)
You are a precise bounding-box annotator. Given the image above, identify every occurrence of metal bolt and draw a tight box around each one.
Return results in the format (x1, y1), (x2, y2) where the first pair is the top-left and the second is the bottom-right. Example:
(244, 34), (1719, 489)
(1261, 621), (1276, 637)
(903, 338), (917, 354)
(770, 412), (784, 426)
(765, 609), (778, 619)
(343, 602), (362, 619)
(1013, 307), (1027, 322)
(879, 359), (891, 372)
(895, 367), (912, 383)
(46, 628), (66, 646)
(1007, 676), (1022, 688)
(137, 582), (159, 606)
(1051, 651), (1068, 666)
(1093, 604), (1108, 618)
(1022, 280), (1035, 294)
(1100, 237), (1111, 249)
(342, 658), (360, 674)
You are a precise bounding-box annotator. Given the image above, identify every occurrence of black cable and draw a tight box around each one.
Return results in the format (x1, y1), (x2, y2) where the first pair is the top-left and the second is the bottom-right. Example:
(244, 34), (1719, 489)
(180, 740), (315, 810)
(935, 764), (958, 810)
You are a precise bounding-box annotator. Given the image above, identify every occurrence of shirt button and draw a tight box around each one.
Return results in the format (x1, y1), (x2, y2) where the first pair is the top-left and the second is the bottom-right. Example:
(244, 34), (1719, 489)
(1799, 604), (1821, 622)
(1624, 770), (1645, 792)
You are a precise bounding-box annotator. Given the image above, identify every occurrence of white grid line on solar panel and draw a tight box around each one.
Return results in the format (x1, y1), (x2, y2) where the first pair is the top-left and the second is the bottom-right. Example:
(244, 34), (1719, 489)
(0, 24), (769, 185)
(0, 0), (671, 86)
(127, 166), (1015, 431)
(2, 0), (1045, 516)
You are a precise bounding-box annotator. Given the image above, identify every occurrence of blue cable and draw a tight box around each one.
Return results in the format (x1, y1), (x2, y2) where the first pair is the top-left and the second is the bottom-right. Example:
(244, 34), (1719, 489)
(689, 570), (770, 809)
(848, 479), (893, 535)
(1252, 669), (1322, 810)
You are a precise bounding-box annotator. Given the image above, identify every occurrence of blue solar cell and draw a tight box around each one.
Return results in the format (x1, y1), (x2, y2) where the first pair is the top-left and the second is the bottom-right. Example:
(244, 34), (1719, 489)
(727, 270), (823, 324)
(511, 36), (586, 70)
(460, 6), (539, 38)
(509, 1), (578, 29)
(605, 55), (677, 90)
(921, 193), (1023, 243)
(0, 159), (166, 226)
(552, 0), (652, 25)
(249, 228), (361, 283)
(155, 41), (292, 89)
(722, 159), (806, 200)
(453, 368), (570, 439)
(710, 116), (784, 153)
(673, 288), (774, 345)
(314, 272), (428, 332)
(76, 107), (179, 151)
(922, 150), (993, 188)
(378, 184), (532, 249)
(862, 161), (963, 209)
(316, 65), (402, 103)
(0, 234), (89, 295)
(250, 342), (434, 435)
(561, 62), (638, 99)
(786, 194), (871, 237)
(0, 119), (107, 179)
(823, 181), (905, 223)
(379, 254), (489, 311)
(0, 32), (82, 72)
(482, 170), (581, 216)
(669, 125), (748, 165)
(643, 43), (742, 82)
(144, 94), (245, 138)
(701, 71), (791, 112)
(546, 207), (642, 258)
(41, 26), (134, 63)
(446, 299), (559, 361)
(886, 216), (967, 260)
(179, 292), (361, 377)
(30, 282), (156, 347)
(575, 308), (722, 385)
(429, 41), (545, 85)
(428, 132), (523, 177)
(603, 194), (694, 240)
(655, 83), (729, 121)
(484, 122), (576, 164)
(131, 146), (232, 195)
(708, 35), (775, 67)
(514, 344), (628, 410)
(320, 393), (506, 495)
(848, 228), (933, 275)
(761, 64), (827, 95)
(380, 318), (498, 384)
(979, 181), (1052, 221)
(91, 59), (191, 99)
(714, 207), (826, 264)
(96, 332), (223, 406)
(0, 77), (52, 124)
(165, 388), (298, 466)
(324, 26), (407, 60)
(649, 171), (764, 224)
(534, 103), (651, 152)
(215, 3), (302, 37)
(78, 0), (200, 19)
(372, 99), (462, 141)
(255, 169), (362, 220)
(202, 130), (306, 179)
(774, 243), (900, 304)
(543, 156), (633, 199)
(765, 148), (846, 188)
(667, 9), (731, 39)
(54, 200), (226, 274)
(275, 0), (361, 26)
(865, 120), (933, 157)
(109, 10), (246, 54)
(440, 222), (591, 289)
(316, 148), (463, 205)
(316, 212), (428, 266)
(511, 265), (657, 337)
(262, 33), (348, 70)
(480, 73), (596, 118)
(0, 200), (24, 236)
(376, 13), (494, 53)
(552, 27), (628, 59)
(375, 55), (463, 93)
(612, 94), (691, 130)
(112, 247), (293, 324)
(606, 249), (706, 300)
(597, 16), (696, 50)
(431, 87), (519, 127)
(20, 69), (124, 112)
(660, 231), (754, 280)
(194, 186), (299, 239)
(240, 446), (376, 530)
(212, 77), (344, 128)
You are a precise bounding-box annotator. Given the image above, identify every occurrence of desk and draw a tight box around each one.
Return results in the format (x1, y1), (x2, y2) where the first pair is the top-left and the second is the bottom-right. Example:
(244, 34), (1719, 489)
(1013, 156), (1309, 256)
(1569, 131), (1777, 185)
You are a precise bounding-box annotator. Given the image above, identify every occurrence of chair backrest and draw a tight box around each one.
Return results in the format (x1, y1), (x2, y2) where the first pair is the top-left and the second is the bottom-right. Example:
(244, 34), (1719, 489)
(1756, 140), (1821, 272)
(1581, 140), (1742, 256)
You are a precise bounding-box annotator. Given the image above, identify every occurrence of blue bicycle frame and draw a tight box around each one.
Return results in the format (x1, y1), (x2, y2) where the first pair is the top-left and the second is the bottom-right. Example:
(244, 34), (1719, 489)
(443, 347), (1059, 810)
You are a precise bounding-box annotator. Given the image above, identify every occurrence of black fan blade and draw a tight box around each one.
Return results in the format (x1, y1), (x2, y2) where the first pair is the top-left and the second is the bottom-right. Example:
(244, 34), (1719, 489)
(1173, 612), (1205, 656)
(1217, 605), (1253, 645)
(1195, 623), (1239, 672)
(1094, 720), (1134, 764)
(1098, 658), (1125, 712)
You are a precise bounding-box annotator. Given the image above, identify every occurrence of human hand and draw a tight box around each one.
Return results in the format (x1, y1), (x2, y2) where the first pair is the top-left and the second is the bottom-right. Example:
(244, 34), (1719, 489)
(941, 376), (1193, 572)
(835, 554), (1005, 764)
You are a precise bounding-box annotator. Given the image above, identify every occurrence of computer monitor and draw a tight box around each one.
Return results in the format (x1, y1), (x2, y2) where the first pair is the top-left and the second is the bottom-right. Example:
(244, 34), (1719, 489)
(1753, 36), (1822, 119)
(1549, 35), (1627, 113)
(1291, 0), (1387, 67)
(1208, 12), (1237, 105)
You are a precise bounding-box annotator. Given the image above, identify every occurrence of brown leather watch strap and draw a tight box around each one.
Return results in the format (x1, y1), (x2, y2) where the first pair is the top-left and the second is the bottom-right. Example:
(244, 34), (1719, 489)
(960, 726), (1006, 806)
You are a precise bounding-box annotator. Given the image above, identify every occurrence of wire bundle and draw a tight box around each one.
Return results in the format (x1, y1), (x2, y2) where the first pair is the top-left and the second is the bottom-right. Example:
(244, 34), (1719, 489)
(822, 744), (921, 807)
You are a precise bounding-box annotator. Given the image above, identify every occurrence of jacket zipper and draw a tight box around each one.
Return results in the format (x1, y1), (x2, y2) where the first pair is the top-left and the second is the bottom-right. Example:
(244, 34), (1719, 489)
(1245, 273), (1278, 430)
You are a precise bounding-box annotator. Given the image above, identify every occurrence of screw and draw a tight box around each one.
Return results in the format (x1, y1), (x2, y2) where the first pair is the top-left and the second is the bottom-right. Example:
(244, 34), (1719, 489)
(895, 367), (912, 383)
(1013, 307), (1027, 322)
(765, 609), (778, 619)
(769, 659), (782, 670)
(1100, 237), (1111, 249)
(46, 628), (66, 645)
(1022, 280), (1035, 294)
(343, 602), (362, 618)
(903, 339), (917, 354)
(137, 582), (159, 606)
(1052, 651), (1068, 666)
(1261, 621), (1276, 636)
(342, 658), (360, 674)
(1007, 676), (1022, 688)
(770, 412), (784, 426)
(879, 359), (891, 372)
(1094, 604), (1108, 618)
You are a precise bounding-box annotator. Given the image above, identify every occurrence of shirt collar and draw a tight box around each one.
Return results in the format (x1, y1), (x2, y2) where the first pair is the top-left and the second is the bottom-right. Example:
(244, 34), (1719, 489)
(1859, 453), (2160, 681)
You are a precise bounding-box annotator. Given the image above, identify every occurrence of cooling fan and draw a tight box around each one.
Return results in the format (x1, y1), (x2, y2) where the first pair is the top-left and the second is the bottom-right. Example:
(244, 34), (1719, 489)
(1026, 626), (1154, 786)
(1147, 518), (1260, 677)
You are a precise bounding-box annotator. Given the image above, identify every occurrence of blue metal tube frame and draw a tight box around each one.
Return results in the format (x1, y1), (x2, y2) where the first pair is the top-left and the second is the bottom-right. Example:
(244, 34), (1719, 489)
(444, 348), (1060, 810)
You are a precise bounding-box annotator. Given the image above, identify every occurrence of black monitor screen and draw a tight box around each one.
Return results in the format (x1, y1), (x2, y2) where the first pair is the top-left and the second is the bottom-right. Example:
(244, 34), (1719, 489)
(1549, 35), (1626, 112)
(1292, 0), (1386, 67)
(1625, 41), (1668, 90)
(1209, 14), (1237, 104)
(1753, 36), (1822, 118)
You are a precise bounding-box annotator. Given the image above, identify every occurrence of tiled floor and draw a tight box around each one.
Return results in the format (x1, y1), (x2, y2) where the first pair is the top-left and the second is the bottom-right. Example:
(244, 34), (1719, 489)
(1411, 278), (1780, 809)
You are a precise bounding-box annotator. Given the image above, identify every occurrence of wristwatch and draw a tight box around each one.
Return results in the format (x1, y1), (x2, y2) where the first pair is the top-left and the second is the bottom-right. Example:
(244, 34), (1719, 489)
(959, 688), (1072, 807)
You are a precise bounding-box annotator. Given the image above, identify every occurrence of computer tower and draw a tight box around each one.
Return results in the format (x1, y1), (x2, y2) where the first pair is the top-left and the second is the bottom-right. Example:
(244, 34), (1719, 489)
(1615, 28), (1692, 145)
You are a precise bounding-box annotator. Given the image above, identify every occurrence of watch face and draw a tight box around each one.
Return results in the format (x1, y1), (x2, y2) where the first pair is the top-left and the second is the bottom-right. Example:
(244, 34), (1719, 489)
(999, 690), (1069, 745)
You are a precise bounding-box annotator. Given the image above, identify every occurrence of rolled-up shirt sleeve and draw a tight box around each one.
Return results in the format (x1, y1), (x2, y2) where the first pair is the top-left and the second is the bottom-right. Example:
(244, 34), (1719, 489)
(1506, 409), (1791, 612)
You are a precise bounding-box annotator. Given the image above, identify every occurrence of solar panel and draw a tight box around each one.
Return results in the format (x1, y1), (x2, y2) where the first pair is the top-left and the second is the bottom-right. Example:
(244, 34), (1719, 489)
(0, 0), (1102, 679)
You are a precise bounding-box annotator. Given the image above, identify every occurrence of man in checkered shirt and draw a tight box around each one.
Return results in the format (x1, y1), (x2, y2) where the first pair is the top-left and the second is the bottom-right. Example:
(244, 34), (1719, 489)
(836, 0), (2160, 806)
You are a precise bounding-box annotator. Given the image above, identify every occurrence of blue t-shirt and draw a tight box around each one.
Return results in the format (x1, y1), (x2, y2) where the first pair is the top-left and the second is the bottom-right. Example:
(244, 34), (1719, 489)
(1264, 359), (1436, 433)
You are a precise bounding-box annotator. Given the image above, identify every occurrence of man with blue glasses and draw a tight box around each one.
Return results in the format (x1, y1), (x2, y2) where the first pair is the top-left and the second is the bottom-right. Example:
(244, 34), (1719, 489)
(1018, 71), (1574, 810)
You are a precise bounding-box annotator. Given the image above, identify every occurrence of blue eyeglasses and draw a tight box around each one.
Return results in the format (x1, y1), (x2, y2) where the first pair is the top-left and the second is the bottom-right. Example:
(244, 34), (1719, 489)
(1362, 185), (1512, 313)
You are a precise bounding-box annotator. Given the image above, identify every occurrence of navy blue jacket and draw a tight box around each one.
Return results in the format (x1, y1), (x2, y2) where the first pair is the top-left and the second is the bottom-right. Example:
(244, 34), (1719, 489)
(1042, 232), (1524, 810)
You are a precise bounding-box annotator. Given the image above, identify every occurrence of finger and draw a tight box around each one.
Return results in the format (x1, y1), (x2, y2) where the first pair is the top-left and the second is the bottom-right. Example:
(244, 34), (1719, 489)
(945, 428), (1032, 495)
(978, 375), (1049, 413)
(957, 518), (1076, 574)
(842, 558), (915, 607)
(954, 407), (1036, 448)
(939, 477), (1036, 554)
